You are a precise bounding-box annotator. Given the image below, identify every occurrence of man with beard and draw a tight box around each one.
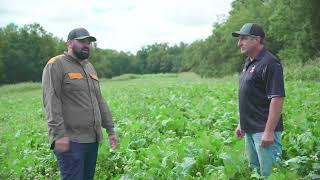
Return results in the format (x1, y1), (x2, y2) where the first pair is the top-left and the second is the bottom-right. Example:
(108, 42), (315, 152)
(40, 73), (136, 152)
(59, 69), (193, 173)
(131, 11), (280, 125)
(42, 28), (118, 180)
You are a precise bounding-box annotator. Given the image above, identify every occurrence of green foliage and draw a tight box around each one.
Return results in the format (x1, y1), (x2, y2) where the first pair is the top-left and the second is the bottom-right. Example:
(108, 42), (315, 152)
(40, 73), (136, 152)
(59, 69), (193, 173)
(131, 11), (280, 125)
(110, 73), (178, 81)
(181, 0), (320, 78)
(285, 58), (320, 81)
(90, 48), (135, 78)
(135, 43), (186, 74)
(1, 0), (320, 83)
(0, 74), (318, 179)
(87, 42), (186, 79)
(0, 23), (64, 84)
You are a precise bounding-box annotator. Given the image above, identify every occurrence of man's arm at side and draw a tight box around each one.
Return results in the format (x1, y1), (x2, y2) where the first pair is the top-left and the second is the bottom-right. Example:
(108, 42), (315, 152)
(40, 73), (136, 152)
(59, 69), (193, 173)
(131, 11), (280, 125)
(261, 96), (284, 146)
(42, 58), (68, 151)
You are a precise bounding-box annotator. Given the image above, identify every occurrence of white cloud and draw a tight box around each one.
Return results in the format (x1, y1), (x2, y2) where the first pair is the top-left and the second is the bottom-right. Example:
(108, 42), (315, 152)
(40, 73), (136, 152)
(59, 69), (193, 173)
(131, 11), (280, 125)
(0, 0), (233, 53)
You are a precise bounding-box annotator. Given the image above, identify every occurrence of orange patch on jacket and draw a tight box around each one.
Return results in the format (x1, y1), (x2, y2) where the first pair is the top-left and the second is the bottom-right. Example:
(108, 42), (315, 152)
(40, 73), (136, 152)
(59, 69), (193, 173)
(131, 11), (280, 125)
(68, 73), (83, 79)
(90, 74), (99, 80)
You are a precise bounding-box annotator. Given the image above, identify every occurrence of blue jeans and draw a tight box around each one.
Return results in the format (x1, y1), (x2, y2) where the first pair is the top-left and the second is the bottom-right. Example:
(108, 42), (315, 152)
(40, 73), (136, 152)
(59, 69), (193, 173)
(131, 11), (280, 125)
(54, 141), (99, 180)
(245, 132), (282, 177)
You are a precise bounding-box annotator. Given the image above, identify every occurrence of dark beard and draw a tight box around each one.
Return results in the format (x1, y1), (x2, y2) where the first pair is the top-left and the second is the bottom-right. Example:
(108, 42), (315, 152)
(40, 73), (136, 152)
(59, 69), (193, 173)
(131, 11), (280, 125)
(72, 46), (90, 60)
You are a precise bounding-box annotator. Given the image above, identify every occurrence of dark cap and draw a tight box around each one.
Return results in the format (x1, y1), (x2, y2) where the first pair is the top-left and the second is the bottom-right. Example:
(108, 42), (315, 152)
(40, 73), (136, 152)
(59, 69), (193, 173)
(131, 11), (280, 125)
(67, 28), (97, 42)
(232, 23), (265, 38)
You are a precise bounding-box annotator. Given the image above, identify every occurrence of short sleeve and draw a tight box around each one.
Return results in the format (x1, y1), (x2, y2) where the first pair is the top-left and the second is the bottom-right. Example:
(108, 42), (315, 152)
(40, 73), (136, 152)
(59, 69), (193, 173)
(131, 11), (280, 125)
(263, 62), (285, 99)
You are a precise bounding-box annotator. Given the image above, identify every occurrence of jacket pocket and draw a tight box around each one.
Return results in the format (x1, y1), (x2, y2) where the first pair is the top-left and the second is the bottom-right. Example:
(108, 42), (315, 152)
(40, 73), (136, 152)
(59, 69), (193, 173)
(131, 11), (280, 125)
(63, 72), (87, 91)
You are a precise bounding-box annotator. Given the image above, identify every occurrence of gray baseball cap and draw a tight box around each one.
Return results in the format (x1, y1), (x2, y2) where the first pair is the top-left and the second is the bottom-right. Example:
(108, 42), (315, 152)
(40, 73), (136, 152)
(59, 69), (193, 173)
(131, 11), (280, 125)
(232, 23), (265, 38)
(67, 28), (97, 42)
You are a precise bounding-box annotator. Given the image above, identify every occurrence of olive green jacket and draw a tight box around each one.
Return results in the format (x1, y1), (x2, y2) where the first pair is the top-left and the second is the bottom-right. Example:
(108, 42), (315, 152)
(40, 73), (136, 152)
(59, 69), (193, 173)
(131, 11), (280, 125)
(42, 52), (114, 147)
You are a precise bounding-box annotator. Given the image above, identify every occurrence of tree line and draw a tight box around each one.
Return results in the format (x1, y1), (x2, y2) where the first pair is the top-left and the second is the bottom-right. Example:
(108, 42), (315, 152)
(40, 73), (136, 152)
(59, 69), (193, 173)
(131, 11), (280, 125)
(0, 0), (319, 84)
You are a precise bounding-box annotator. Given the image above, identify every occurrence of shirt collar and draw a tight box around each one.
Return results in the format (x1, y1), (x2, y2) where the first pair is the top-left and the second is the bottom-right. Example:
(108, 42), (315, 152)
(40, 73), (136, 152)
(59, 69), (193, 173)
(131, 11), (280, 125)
(253, 47), (267, 61)
(243, 48), (265, 71)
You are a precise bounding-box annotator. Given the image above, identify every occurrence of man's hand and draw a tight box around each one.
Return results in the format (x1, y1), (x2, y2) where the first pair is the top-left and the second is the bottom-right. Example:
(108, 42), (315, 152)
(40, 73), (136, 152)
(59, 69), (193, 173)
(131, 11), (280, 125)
(108, 134), (118, 150)
(235, 124), (244, 139)
(261, 131), (274, 147)
(55, 137), (69, 152)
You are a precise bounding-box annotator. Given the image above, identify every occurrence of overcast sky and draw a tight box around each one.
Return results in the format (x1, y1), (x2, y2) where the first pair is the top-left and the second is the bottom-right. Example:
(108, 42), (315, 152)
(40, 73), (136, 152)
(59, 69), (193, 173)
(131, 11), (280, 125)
(0, 0), (233, 53)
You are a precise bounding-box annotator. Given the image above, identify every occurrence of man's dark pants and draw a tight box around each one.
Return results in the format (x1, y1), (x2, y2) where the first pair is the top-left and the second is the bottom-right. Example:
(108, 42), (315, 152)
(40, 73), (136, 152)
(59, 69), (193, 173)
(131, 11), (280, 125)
(54, 142), (99, 180)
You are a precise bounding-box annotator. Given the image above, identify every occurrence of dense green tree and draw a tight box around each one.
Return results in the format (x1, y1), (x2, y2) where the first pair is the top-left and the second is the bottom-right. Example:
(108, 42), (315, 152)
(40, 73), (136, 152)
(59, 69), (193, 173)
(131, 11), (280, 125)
(0, 28), (6, 82)
(0, 23), (64, 84)
(181, 0), (320, 77)
(1, 0), (319, 84)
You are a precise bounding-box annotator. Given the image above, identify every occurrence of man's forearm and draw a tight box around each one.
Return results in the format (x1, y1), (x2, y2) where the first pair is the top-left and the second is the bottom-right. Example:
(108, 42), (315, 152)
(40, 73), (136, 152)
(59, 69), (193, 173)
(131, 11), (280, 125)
(265, 97), (284, 133)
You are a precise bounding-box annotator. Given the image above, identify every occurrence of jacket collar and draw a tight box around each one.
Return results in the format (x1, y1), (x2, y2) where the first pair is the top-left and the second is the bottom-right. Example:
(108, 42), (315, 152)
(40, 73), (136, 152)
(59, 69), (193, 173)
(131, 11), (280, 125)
(64, 52), (89, 66)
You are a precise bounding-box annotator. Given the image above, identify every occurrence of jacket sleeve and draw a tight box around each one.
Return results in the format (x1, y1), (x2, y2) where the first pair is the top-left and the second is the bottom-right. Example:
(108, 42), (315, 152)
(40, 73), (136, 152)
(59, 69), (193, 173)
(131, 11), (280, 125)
(97, 91), (115, 135)
(88, 64), (115, 135)
(42, 59), (66, 146)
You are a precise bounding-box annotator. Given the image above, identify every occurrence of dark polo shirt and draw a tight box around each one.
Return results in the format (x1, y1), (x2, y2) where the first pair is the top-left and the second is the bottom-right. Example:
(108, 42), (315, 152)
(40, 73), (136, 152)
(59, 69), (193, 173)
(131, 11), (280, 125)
(239, 47), (285, 133)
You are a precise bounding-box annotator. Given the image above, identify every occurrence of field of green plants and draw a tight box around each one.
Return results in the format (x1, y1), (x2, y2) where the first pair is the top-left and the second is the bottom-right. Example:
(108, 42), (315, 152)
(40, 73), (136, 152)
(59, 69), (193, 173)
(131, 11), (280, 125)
(0, 73), (319, 179)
